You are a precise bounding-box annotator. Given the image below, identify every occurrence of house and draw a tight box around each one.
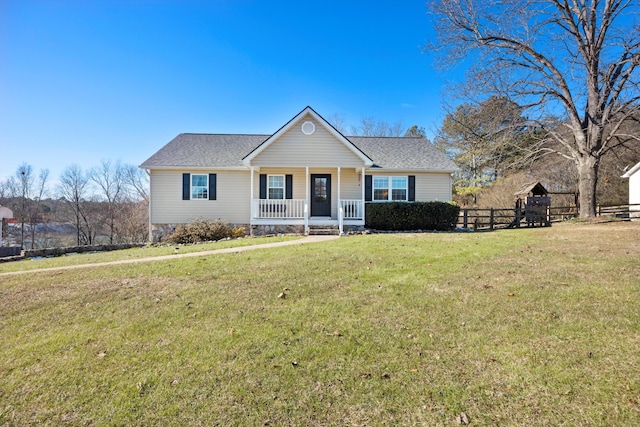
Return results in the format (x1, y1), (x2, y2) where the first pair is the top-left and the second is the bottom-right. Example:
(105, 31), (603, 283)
(0, 205), (13, 245)
(140, 106), (458, 240)
(622, 161), (640, 220)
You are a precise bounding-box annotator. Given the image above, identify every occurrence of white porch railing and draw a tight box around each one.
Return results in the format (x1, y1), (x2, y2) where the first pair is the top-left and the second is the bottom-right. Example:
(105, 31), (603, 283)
(340, 199), (364, 219)
(252, 199), (305, 219)
(252, 199), (364, 220)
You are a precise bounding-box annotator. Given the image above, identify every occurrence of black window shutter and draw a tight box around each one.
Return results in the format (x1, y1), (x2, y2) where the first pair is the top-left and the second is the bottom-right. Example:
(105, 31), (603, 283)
(259, 174), (267, 199)
(208, 174), (217, 200)
(365, 175), (372, 201)
(408, 175), (415, 201)
(182, 173), (190, 200)
(285, 175), (293, 199)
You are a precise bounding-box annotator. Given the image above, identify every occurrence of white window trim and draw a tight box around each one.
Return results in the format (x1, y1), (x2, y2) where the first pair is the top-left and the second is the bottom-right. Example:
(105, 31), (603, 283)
(267, 174), (285, 200)
(373, 176), (408, 202)
(191, 174), (208, 200)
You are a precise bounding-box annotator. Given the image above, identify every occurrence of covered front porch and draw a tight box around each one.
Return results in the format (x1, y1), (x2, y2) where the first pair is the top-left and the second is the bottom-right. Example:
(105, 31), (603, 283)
(248, 166), (367, 235)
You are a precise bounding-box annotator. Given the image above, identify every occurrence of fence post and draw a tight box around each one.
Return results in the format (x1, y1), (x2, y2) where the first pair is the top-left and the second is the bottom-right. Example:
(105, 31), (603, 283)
(490, 208), (495, 230)
(463, 209), (468, 228)
(597, 204), (601, 217)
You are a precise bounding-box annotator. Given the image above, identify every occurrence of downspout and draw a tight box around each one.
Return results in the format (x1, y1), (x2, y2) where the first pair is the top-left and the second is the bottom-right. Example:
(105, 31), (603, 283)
(146, 169), (152, 243)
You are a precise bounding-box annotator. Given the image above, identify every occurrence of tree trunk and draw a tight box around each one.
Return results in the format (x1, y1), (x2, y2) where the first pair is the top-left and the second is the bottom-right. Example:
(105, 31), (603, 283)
(576, 154), (599, 218)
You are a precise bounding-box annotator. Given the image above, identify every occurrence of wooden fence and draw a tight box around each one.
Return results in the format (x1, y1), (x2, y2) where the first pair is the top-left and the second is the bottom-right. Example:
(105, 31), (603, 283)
(459, 203), (640, 231)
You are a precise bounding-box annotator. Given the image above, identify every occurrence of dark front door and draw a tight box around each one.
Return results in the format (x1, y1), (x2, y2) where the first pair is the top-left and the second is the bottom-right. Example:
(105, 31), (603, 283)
(310, 174), (331, 217)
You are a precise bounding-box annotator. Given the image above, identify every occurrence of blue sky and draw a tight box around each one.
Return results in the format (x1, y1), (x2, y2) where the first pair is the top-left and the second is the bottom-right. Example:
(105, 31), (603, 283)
(1, 0), (458, 184)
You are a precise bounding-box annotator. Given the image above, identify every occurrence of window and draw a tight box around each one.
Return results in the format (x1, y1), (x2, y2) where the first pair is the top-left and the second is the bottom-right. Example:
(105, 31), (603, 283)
(268, 175), (284, 199)
(373, 176), (407, 201)
(391, 177), (407, 201)
(191, 174), (208, 199)
(373, 177), (389, 201)
(183, 173), (216, 201)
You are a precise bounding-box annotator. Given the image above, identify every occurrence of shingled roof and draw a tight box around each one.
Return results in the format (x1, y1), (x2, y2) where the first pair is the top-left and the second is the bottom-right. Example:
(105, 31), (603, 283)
(140, 134), (269, 169)
(140, 133), (458, 172)
(349, 136), (457, 171)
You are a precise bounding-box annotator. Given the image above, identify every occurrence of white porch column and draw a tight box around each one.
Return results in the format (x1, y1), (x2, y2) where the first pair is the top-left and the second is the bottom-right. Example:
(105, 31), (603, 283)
(361, 167), (366, 220)
(337, 167), (341, 206)
(338, 167), (342, 234)
(250, 166), (254, 219)
(305, 167), (309, 234)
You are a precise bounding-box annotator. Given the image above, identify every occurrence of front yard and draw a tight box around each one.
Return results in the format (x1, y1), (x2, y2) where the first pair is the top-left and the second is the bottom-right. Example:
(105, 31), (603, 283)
(1, 222), (638, 425)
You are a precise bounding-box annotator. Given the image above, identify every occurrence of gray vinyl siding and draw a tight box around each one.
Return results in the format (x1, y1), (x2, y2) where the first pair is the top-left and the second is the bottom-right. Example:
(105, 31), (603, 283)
(251, 117), (365, 167)
(150, 169), (250, 224)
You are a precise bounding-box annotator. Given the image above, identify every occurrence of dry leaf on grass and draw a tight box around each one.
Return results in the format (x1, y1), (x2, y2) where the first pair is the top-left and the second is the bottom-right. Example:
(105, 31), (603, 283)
(457, 412), (469, 424)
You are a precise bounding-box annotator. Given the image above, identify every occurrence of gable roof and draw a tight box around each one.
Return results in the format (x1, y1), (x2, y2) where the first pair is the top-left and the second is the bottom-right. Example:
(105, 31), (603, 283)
(139, 107), (459, 172)
(242, 106), (373, 166)
(139, 133), (458, 172)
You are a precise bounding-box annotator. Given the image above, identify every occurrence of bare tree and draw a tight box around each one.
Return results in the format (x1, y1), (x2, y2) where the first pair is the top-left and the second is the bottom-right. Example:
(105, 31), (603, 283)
(59, 164), (94, 245)
(90, 160), (125, 244)
(28, 169), (49, 249)
(15, 164), (32, 249)
(427, 0), (640, 217)
(351, 116), (405, 137)
(326, 113), (349, 134)
(1, 164), (49, 248)
(122, 163), (149, 202)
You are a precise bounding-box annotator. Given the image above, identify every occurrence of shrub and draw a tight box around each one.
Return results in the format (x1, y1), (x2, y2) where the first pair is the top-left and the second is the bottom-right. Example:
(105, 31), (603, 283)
(167, 218), (246, 244)
(365, 201), (459, 231)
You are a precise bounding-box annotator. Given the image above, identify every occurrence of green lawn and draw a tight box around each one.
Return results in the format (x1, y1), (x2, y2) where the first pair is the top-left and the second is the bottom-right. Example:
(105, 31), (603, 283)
(0, 235), (299, 273)
(1, 223), (638, 426)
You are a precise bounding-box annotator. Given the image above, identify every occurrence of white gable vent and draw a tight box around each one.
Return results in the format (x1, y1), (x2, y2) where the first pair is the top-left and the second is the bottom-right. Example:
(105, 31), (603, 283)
(301, 121), (316, 135)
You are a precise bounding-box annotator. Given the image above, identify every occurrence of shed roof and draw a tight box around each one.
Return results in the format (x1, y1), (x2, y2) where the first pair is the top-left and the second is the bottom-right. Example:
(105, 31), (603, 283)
(515, 182), (548, 196)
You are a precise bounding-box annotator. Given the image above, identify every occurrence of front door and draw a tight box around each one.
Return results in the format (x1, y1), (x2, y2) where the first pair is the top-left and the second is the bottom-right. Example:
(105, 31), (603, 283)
(310, 174), (331, 217)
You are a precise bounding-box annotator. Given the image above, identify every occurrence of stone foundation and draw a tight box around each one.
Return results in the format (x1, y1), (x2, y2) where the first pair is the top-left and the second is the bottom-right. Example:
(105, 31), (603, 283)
(343, 225), (366, 233)
(251, 224), (304, 236)
(151, 224), (177, 243)
(152, 222), (361, 239)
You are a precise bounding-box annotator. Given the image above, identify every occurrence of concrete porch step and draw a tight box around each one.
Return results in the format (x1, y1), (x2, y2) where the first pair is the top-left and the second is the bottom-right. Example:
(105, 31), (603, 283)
(308, 225), (340, 236)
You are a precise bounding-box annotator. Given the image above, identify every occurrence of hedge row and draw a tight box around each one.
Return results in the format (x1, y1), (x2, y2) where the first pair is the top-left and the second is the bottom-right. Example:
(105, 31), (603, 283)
(365, 201), (459, 231)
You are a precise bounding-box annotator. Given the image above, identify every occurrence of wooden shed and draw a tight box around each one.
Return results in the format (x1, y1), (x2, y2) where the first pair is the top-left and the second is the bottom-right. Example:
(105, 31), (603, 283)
(514, 182), (551, 227)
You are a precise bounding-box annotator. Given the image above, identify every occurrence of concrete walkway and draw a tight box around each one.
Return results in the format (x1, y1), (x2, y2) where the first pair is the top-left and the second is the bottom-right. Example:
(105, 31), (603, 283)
(0, 235), (340, 277)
